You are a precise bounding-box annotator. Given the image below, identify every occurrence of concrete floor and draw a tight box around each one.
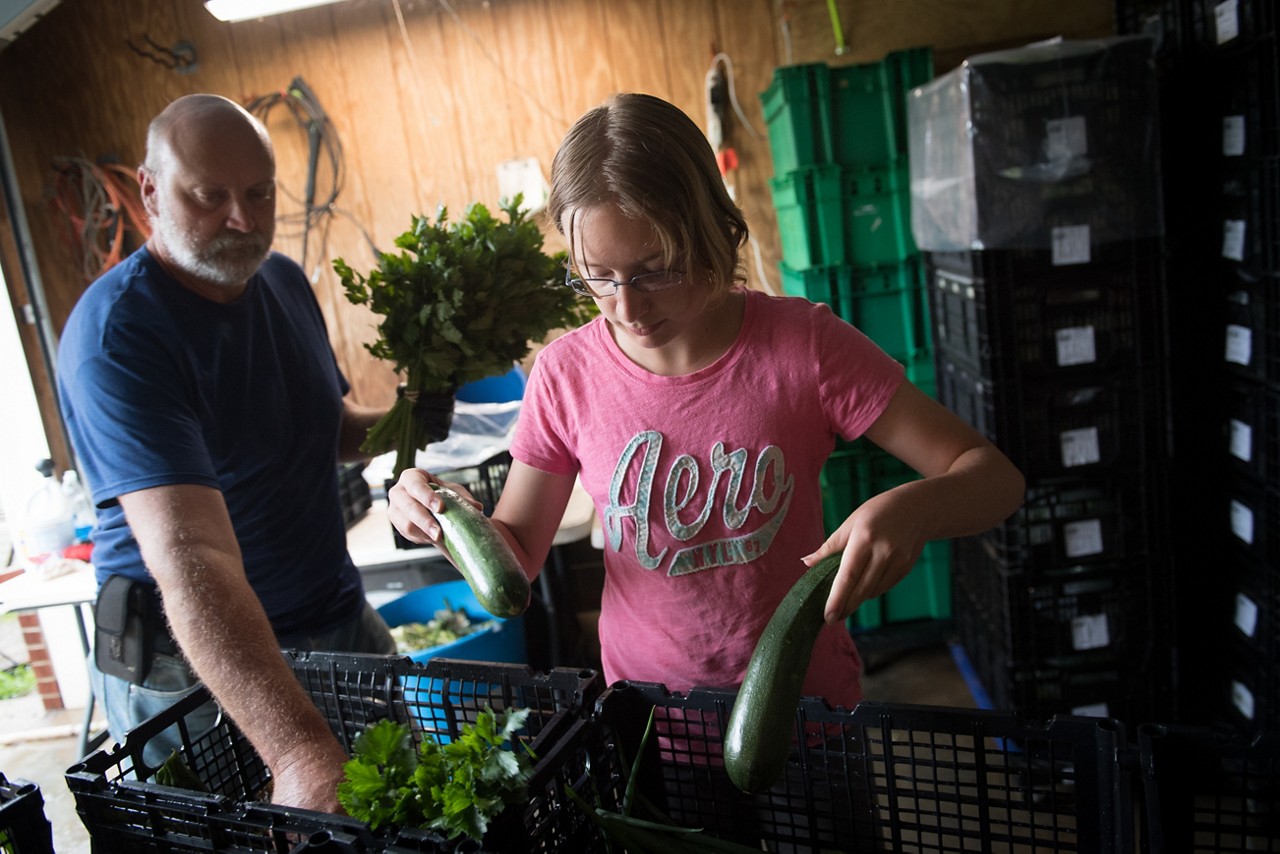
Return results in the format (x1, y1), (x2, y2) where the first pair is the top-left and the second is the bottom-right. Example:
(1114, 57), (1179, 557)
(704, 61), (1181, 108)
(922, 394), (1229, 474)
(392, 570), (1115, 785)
(0, 619), (972, 853)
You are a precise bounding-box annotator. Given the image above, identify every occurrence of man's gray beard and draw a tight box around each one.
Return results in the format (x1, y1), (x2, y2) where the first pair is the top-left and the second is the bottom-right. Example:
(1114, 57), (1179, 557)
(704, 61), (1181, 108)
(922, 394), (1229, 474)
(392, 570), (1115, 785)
(153, 215), (272, 287)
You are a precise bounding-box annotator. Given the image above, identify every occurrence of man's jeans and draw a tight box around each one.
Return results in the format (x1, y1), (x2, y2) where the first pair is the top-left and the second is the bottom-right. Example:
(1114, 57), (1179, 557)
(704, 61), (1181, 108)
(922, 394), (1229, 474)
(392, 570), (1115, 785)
(87, 600), (396, 770)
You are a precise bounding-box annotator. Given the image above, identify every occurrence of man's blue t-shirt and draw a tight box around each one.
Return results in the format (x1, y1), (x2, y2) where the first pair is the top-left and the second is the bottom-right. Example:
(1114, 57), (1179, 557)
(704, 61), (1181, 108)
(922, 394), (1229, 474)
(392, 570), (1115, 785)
(57, 247), (365, 636)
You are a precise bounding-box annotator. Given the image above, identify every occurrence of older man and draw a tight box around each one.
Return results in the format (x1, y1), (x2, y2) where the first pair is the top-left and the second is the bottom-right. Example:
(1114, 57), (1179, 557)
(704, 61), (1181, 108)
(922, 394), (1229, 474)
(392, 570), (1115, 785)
(57, 94), (394, 812)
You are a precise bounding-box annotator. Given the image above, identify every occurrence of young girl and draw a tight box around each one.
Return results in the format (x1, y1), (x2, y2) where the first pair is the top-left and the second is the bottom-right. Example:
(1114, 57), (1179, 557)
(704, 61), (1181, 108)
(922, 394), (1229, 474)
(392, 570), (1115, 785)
(388, 93), (1024, 709)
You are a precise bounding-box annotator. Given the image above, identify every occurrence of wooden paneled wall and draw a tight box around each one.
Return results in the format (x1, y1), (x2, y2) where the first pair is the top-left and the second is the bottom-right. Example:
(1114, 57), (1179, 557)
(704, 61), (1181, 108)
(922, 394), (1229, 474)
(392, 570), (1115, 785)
(0, 0), (1112, 462)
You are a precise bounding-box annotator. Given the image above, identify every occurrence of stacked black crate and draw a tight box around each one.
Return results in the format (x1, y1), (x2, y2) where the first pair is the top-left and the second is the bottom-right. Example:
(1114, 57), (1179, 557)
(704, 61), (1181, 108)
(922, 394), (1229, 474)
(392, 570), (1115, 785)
(908, 36), (1176, 725)
(1196, 7), (1280, 736)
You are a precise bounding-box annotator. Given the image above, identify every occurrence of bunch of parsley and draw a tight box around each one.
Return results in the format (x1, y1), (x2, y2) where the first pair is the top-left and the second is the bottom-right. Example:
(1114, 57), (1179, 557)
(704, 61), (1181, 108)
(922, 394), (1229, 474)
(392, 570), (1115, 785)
(335, 198), (591, 477)
(337, 707), (534, 843)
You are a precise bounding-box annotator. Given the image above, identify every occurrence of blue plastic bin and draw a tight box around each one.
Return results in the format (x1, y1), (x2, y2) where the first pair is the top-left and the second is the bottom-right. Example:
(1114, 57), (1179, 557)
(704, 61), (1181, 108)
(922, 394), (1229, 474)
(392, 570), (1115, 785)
(377, 577), (527, 665)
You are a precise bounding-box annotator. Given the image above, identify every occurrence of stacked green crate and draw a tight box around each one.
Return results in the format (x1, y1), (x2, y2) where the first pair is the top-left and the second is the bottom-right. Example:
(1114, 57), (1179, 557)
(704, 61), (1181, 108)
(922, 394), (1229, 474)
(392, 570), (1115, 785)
(763, 47), (946, 631)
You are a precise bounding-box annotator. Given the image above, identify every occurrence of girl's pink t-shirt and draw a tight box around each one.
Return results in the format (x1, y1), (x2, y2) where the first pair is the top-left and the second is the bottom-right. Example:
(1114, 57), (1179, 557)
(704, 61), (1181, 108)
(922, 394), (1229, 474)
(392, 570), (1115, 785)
(510, 288), (905, 708)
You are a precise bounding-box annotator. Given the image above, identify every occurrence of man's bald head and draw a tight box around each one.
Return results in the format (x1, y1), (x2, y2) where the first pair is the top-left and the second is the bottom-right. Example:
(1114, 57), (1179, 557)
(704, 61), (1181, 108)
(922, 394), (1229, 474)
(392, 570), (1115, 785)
(144, 94), (274, 180)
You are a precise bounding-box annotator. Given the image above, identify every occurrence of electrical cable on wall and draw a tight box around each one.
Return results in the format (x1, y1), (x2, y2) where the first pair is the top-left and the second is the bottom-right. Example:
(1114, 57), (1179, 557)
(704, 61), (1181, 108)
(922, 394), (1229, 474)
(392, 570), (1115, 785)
(48, 156), (151, 283)
(245, 76), (378, 278)
(702, 50), (773, 295)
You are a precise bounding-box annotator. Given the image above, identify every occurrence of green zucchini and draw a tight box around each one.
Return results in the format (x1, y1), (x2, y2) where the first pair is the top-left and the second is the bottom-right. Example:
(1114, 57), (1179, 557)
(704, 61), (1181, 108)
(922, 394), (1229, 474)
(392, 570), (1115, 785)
(432, 485), (531, 618)
(723, 553), (842, 793)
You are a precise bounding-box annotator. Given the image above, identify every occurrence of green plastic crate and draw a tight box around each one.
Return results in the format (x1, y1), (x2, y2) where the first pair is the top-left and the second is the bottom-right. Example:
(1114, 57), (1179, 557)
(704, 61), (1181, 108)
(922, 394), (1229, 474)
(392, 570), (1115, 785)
(819, 439), (952, 630)
(770, 164), (844, 268)
(842, 162), (917, 269)
(761, 46), (935, 175)
(761, 64), (836, 174)
(779, 257), (931, 362)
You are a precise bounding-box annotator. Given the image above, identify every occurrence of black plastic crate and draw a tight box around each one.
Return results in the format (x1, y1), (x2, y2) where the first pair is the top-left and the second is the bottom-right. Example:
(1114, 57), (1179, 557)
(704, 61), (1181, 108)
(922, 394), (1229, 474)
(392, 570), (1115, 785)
(936, 354), (1171, 483)
(338, 462), (372, 530)
(580, 681), (1133, 853)
(388, 451), (512, 550)
(1224, 275), (1280, 388)
(1213, 34), (1280, 160)
(1225, 377), (1280, 485)
(1139, 722), (1280, 853)
(980, 472), (1168, 568)
(1189, 0), (1277, 50)
(952, 540), (1171, 670)
(0, 773), (54, 854)
(954, 609), (1177, 724)
(66, 653), (604, 853)
(1115, 0), (1201, 64)
(1224, 475), (1280, 566)
(1219, 638), (1280, 735)
(926, 245), (1167, 384)
(1219, 156), (1280, 279)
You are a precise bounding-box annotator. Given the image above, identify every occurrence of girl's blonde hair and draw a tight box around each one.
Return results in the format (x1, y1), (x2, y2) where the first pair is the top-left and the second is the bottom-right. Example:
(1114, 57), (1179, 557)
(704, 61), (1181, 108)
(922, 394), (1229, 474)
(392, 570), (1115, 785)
(548, 93), (748, 299)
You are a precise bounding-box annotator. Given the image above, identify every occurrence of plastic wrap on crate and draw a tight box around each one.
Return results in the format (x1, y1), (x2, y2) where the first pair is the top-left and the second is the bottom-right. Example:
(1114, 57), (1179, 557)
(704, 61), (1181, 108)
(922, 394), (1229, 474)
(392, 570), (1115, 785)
(0, 773), (54, 854)
(579, 682), (1133, 853)
(1138, 723), (1280, 852)
(65, 652), (604, 853)
(907, 35), (1164, 253)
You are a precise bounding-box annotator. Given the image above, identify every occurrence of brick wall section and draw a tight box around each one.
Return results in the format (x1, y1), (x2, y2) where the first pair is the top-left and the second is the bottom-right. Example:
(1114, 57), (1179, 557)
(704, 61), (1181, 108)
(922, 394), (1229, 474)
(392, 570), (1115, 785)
(17, 611), (63, 711)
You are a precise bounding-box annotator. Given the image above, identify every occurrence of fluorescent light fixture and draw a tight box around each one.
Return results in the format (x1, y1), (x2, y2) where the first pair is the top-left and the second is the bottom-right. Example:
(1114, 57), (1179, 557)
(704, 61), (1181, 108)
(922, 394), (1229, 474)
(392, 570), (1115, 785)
(205, 0), (346, 23)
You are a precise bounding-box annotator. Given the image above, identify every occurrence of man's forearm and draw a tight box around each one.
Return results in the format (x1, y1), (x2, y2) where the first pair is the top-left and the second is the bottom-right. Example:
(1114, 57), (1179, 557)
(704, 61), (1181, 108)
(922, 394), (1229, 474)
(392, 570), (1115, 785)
(155, 549), (348, 809)
(338, 400), (389, 462)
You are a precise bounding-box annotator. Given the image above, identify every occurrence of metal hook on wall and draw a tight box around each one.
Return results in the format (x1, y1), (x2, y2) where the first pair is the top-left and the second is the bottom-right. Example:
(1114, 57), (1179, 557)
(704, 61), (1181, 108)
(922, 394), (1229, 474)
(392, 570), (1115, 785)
(124, 34), (199, 74)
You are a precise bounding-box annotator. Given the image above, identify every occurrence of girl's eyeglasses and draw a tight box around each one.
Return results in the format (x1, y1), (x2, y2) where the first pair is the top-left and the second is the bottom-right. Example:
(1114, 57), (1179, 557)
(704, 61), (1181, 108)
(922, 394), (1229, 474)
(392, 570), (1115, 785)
(564, 268), (683, 297)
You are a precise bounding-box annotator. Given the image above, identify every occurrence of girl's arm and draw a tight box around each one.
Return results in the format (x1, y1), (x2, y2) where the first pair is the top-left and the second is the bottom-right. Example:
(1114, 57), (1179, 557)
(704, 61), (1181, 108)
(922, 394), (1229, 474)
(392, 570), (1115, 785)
(805, 381), (1025, 623)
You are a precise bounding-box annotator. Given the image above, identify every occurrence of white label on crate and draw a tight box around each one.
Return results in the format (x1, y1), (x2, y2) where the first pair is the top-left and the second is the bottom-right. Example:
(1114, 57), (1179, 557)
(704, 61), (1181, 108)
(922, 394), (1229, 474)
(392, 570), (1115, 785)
(1230, 498), (1256, 545)
(1232, 679), (1255, 720)
(1071, 702), (1110, 718)
(1230, 418), (1254, 462)
(1045, 116), (1089, 161)
(1051, 225), (1091, 266)
(1060, 427), (1101, 467)
(1223, 115), (1247, 157)
(1223, 219), (1247, 261)
(1226, 324), (1253, 366)
(1235, 592), (1260, 638)
(1064, 519), (1105, 557)
(1072, 614), (1111, 651)
(1056, 326), (1098, 366)
(1215, 0), (1241, 44)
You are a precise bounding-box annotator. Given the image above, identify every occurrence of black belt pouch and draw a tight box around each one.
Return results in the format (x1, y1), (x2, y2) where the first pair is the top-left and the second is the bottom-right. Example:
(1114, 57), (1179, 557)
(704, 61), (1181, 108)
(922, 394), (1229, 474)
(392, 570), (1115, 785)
(94, 575), (157, 685)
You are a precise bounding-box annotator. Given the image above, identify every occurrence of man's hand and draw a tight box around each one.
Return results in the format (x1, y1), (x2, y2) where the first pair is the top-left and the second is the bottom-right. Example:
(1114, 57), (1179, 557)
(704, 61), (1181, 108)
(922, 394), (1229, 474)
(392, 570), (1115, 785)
(269, 739), (350, 813)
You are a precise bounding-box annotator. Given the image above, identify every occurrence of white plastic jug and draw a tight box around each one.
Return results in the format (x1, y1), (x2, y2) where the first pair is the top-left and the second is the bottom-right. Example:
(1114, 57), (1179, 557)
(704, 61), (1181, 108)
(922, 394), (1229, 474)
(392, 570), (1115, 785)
(18, 459), (74, 559)
(61, 469), (96, 543)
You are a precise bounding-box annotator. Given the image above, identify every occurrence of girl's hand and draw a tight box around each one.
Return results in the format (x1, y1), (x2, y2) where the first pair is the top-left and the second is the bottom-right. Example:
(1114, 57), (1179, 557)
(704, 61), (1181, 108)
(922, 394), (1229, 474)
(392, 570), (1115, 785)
(802, 488), (926, 624)
(385, 468), (481, 549)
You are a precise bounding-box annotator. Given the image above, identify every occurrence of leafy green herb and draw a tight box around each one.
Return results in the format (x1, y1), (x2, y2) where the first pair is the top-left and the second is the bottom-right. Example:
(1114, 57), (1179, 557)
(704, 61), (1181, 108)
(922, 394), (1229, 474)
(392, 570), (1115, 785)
(335, 197), (594, 476)
(155, 750), (208, 793)
(337, 707), (534, 842)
